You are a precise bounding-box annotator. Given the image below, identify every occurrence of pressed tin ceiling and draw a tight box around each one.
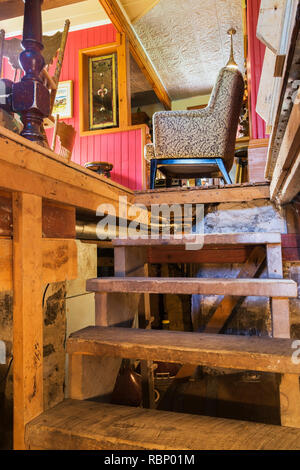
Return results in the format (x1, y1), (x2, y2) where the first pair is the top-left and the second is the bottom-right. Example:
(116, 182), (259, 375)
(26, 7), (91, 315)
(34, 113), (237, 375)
(133, 0), (245, 100)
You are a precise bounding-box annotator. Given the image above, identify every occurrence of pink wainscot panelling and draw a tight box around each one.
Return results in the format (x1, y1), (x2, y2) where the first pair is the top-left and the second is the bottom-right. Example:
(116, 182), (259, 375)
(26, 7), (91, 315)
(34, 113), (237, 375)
(2, 24), (146, 190)
(247, 0), (267, 139)
(55, 23), (146, 190)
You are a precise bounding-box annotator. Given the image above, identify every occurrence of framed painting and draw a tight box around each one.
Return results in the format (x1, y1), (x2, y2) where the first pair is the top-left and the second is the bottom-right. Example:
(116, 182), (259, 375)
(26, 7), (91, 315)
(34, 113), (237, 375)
(53, 80), (73, 119)
(88, 53), (118, 130)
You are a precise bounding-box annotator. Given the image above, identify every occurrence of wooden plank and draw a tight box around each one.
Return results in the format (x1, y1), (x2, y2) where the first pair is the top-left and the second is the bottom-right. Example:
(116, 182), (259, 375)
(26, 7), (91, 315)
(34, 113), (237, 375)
(0, 190), (12, 237)
(204, 246), (266, 334)
(0, 238), (12, 291)
(25, 399), (300, 450)
(42, 201), (76, 239)
(148, 245), (254, 264)
(145, 234), (300, 263)
(113, 232), (282, 246)
(266, 240), (290, 339)
(248, 142), (268, 183)
(0, 127), (135, 215)
(134, 183), (270, 206)
(277, 149), (300, 205)
(13, 193), (43, 450)
(270, 87), (300, 201)
(117, 33), (131, 128)
(0, 238), (78, 291)
(99, 0), (171, 110)
(280, 373), (300, 428)
(86, 277), (297, 298)
(0, 192), (76, 239)
(67, 326), (300, 375)
(256, 0), (286, 54)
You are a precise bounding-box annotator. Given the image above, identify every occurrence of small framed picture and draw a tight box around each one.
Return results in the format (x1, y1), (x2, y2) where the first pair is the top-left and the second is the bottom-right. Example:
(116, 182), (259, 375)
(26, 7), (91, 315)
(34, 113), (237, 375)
(88, 53), (118, 130)
(53, 80), (73, 119)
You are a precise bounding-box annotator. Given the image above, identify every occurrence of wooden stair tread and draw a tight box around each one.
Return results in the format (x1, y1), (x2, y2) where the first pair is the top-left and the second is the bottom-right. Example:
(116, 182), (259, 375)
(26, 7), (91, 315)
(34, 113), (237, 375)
(113, 232), (282, 247)
(67, 326), (300, 374)
(86, 277), (297, 298)
(134, 183), (270, 205)
(25, 399), (300, 450)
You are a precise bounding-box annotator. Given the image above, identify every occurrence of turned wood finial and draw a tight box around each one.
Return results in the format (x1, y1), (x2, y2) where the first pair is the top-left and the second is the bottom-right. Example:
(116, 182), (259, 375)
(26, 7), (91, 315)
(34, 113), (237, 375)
(12, 0), (50, 143)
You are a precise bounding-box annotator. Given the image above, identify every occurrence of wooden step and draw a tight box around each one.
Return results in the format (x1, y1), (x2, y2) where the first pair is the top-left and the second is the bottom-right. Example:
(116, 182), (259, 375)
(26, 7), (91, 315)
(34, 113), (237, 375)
(86, 277), (297, 298)
(25, 399), (300, 450)
(67, 326), (300, 375)
(113, 232), (282, 247)
(134, 182), (270, 206)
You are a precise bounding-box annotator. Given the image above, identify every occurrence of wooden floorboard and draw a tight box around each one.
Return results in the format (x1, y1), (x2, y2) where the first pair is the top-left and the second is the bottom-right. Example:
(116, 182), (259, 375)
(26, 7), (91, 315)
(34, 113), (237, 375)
(86, 277), (297, 298)
(67, 326), (300, 374)
(25, 399), (300, 450)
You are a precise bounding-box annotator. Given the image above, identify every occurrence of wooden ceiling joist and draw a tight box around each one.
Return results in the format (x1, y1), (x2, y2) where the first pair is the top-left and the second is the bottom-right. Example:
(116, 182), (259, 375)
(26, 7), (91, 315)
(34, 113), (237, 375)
(99, 0), (171, 110)
(0, 0), (87, 21)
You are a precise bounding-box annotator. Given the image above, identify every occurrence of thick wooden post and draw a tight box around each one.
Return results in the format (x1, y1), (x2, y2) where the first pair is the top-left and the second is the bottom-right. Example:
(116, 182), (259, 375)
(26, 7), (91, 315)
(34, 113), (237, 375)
(13, 193), (43, 449)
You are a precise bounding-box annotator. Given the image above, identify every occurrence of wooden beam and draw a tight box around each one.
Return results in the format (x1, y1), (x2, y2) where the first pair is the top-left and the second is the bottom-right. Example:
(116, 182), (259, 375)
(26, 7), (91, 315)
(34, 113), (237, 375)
(0, 191), (76, 239)
(0, 238), (77, 291)
(86, 277), (298, 298)
(134, 183), (270, 206)
(13, 192), (43, 450)
(99, 0), (171, 109)
(0, 0), (87, 21)
(275, 149), (300, 205)
(270, 87), (300, 201)
(114, 232), (282, 246)
(280, 373), (300, 428)
(0, 126), (135, 214)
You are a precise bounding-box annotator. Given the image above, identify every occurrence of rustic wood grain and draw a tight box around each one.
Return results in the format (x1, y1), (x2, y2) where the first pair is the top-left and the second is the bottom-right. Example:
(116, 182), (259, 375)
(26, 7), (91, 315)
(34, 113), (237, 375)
(134, 183), (270, 206)
(113, 232), (282, 246)
(0, 238), (77, 291)
(86, 276), (297, 298)
(13, 193), (43, 450)
(67, 326), (300, 375)
(25, 399), (300, 450)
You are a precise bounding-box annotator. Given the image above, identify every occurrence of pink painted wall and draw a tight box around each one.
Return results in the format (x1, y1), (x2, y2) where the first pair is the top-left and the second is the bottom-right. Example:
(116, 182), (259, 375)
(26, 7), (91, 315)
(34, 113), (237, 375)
(2, 24), (145, 190)
(247, 0), (267, 139)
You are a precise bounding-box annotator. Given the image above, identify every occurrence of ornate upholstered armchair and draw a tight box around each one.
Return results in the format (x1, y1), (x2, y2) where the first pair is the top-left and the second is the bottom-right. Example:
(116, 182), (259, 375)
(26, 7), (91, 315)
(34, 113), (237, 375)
(145, 65), (244, 188)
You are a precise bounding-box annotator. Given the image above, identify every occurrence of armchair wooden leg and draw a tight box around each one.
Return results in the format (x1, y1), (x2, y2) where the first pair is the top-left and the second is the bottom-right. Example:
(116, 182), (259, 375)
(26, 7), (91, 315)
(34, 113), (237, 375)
(216, 158), (232, 184)
(150, 160), (157, 189)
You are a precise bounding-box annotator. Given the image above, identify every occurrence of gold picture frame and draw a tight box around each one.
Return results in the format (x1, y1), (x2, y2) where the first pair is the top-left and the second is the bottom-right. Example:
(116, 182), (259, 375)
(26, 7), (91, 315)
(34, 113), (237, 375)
(88, 53), (118, 130)
(53, 80), (73, 119)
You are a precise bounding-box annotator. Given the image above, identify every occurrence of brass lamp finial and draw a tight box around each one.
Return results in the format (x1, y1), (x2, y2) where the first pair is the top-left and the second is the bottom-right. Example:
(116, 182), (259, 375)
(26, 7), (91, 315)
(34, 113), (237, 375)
(226, 28), (238, 68)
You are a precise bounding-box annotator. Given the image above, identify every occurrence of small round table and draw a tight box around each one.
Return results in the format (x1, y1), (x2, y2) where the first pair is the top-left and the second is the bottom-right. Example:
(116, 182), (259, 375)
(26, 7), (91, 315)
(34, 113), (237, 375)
(84, 161), (113, 178)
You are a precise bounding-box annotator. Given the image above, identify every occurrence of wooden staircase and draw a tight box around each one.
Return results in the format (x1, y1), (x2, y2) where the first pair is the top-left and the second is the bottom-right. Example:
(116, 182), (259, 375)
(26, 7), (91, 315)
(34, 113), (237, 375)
(25, 228), (300, 450)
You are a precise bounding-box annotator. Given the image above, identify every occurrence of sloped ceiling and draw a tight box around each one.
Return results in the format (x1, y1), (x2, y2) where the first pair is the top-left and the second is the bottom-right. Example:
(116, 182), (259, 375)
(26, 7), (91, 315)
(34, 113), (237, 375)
(120, 0), (160, 24)
(133, 0), (245, 100)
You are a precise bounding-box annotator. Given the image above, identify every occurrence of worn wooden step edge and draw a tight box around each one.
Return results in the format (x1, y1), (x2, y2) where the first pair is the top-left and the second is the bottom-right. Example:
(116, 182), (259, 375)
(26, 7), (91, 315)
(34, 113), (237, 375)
(86, 277), (298, 298)
(25, 399), (300, 450)
(67, 326), (300, 375)
(112, 232), (282, 247)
